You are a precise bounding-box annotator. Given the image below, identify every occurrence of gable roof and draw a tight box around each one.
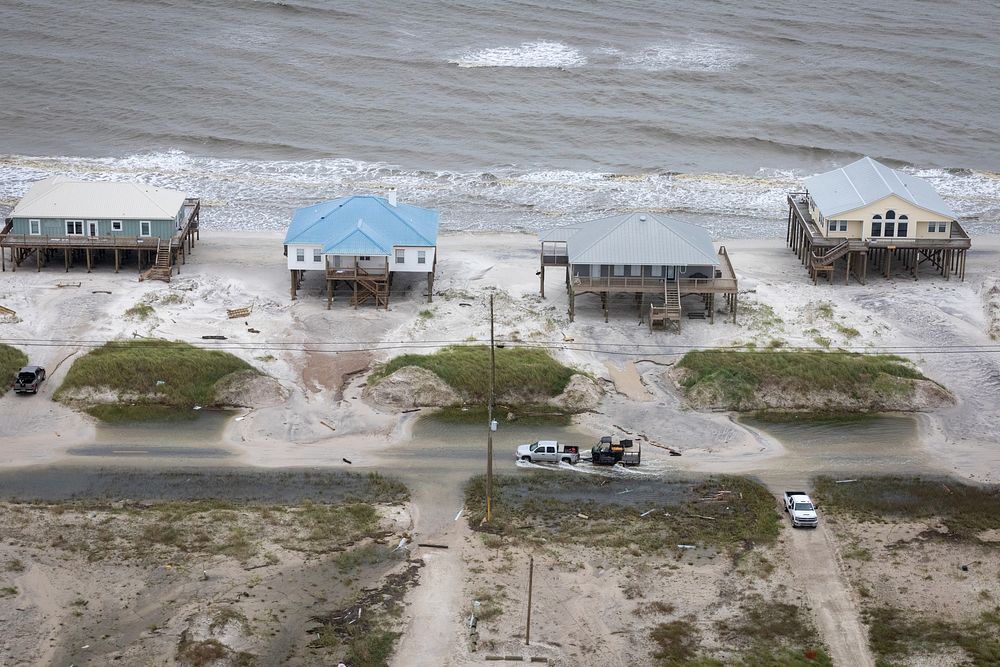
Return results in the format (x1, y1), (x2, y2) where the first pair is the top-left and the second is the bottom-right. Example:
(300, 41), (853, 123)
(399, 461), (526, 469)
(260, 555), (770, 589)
(10, 176), (187, 220)
(804, 156), (956, 219)
(284, 195), (438, 255)
(542, 212), (719, 266)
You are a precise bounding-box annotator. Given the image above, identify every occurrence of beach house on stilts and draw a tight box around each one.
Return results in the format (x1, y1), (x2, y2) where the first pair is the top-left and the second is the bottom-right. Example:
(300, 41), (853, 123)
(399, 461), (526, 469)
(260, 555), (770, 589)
(284, 192), (438, 309)
(787, 157), (970, 284)
(539, 212), (738, 331)
(1, 177), (200, 281)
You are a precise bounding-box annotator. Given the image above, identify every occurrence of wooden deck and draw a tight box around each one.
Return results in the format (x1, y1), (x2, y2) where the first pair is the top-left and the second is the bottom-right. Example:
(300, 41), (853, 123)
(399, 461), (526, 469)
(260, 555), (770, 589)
(556, 246), (739, 327)
(787, 193), (969, 283)
(1, 198), (201, 279)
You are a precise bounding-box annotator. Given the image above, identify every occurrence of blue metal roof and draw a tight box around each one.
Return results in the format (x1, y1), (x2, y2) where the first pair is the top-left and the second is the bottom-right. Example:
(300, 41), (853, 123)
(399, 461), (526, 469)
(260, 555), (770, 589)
(284, 195), (439, 254)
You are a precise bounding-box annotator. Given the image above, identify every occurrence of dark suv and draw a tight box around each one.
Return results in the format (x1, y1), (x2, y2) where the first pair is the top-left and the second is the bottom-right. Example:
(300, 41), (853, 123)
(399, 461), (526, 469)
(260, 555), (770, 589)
(12, 365), (46, 394)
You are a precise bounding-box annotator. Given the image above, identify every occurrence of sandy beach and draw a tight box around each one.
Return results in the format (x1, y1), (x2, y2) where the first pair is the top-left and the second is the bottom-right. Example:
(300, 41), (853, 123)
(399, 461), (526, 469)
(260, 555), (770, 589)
(2, 230), (1000, 666)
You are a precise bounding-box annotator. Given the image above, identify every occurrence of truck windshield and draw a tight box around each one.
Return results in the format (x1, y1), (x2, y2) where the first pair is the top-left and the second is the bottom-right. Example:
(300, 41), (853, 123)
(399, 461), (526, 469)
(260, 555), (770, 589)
(793, 502), (813, 511)
(529, 443), (539, 451)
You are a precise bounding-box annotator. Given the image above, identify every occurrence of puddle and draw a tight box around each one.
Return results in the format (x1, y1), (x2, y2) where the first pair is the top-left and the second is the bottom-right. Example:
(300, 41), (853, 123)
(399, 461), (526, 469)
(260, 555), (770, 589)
(741, 414), (928, 473)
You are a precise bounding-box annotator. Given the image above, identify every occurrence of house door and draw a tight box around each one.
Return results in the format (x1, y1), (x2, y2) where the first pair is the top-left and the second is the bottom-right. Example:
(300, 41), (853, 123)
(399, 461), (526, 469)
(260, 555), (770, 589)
(87, 221), (98, 237)
(666, 266), (676, 280)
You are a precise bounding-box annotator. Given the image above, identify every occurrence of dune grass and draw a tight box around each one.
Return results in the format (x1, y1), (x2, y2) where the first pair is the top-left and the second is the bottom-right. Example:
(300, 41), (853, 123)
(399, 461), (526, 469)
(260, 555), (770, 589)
(54, 339), (254, 419)
(369, 345), (576, 401)
(0, 344), (29, 397)
(464, 474), (781, 553)
(813, 476), (1000, 542)
(676, 350), (927, 410)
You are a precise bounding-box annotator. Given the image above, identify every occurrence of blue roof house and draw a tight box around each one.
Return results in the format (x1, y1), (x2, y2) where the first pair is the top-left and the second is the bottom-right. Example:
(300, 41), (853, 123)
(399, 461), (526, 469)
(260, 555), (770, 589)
(284, 192), (439, 309)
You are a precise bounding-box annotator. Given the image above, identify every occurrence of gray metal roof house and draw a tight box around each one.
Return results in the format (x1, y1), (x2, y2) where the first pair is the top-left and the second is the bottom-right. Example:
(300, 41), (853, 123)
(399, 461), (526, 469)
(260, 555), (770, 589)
(539, 212), (737, 330)
(786, 157), (970, 284)
(1, 177), (201, 280)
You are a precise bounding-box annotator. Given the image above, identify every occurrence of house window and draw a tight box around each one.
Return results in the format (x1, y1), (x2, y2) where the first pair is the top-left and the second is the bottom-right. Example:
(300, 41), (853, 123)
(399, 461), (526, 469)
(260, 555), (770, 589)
(839, 221), (848, 232)
(139, 220), (151, 237)
(650, 265), (662, 277)
(828, 220), (837, 232)
(613, 265), (625, 276)
(938, 223), (947, 233)
(29, 219), (40, 235)
(885, 209), (896, 220)
(897, 222), (908, 237)
(313, 249), (321, 262)
(395, 249), (405, 264)
(417, 250), (426, 264)
(111, 220), (123, 232)
(884, 222), (895, 237)
(359, 256), (371, 261)
(296, 248), (305, 262)
(927, 222), (935, 233)
(66, 220), (83, 235)
(871, 216), (882, 237)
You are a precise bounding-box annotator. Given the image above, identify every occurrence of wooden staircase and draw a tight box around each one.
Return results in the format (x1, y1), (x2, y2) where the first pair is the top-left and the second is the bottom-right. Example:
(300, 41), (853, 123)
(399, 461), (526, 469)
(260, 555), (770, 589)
(649, 279), (682, 332)
(809, 240), (849, 283)
(140, 240), (172, 282)
(350, 266), (390, 309)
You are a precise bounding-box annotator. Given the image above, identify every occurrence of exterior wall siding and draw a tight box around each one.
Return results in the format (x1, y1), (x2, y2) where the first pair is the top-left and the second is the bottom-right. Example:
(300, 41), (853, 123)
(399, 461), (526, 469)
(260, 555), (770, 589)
(390, 246), (436, 273)
(11, 216), (177, 240)
(571, 263), (717, 278)
(286, 244), (325, 271)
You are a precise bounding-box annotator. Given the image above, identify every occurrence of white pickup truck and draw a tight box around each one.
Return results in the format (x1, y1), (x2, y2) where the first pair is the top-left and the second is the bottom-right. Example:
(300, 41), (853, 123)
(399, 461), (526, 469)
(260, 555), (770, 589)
(783, 491), (819, 528)
(515, 440), (580, 464)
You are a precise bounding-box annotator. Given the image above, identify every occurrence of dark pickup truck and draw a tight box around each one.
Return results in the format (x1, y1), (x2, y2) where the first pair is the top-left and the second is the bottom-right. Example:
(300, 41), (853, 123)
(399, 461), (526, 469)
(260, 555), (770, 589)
(12, 365), (46, 394)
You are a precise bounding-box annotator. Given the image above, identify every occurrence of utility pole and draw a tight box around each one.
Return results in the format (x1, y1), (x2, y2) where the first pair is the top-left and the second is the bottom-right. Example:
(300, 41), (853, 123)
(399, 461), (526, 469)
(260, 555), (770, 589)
(486, 292), (495, 523)
(525, 555), (534, 645)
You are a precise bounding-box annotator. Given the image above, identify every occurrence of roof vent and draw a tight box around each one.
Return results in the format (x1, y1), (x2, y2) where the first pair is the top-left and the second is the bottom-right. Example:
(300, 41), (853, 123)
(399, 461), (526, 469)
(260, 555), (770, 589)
(639, 215), (647, 221)
(386, 189), (398, 206)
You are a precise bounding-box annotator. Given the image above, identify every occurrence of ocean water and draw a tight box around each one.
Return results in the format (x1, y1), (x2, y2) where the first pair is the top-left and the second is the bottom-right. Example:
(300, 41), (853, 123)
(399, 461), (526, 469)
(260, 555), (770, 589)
(0, 0), (997, 235)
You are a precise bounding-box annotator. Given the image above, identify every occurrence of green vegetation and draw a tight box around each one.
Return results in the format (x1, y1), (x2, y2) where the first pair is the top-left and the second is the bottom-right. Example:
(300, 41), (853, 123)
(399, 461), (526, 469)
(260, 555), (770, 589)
(813, 476), (1000, 542)
(369, 345), (576, 402)
(832, 322), (860, 338)
(54, 339), (255, 421)
(417, 309), (434, 319)
(865, 606), (1000, 666)
(0, 586), (17, 598)
(464, 475), (781, 553)
(649, 597), (832, 666)
(0, 344), (29, 397)
(676, 350), (928, 412)
(124, 302), (155, 320)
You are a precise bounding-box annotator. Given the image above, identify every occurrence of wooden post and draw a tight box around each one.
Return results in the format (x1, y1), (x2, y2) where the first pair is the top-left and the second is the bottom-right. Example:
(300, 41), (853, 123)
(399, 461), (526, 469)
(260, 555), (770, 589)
(709, 292), (715, 324)
(568, 288), (575, 322)
(602, 292), (608, 323)
(85, 247), (91, 273)
(539, 263), (545, 298)
(290, 270), (297, 300)
(525, 555), (534, 646)
(327, 278), (333, 310)
(36, 247), (41, 272)
(426, 271), (433, 303)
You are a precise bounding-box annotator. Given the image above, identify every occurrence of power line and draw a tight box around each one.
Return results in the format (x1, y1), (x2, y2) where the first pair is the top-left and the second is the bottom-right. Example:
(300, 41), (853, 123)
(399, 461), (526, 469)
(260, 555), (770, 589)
(1, 336), (999, 358)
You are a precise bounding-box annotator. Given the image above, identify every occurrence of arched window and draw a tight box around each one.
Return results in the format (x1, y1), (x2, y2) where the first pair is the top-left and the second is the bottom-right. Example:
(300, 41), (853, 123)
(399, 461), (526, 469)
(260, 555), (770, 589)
(871, 214), (883, 237)
(898, 214), (908, 220)
(873, 214), (882, 219)
(885, 210), (896, 220)
(897, 214), (908, 237)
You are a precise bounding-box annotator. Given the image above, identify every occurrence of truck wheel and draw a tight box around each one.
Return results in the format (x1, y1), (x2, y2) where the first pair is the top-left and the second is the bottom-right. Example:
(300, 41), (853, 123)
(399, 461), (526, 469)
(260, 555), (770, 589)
(561, 457), (573, 464)
(521, 456), (531, 462)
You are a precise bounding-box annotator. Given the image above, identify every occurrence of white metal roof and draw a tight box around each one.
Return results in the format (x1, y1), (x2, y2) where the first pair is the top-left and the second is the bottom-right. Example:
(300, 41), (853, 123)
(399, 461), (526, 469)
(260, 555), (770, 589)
(804, 157), (956, 220)
(10, 177), (188, 220)
(543, 212), (719, 266)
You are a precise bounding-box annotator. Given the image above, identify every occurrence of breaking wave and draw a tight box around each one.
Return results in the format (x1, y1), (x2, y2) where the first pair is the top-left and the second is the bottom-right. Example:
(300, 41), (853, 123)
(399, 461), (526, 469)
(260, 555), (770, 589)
(0, 151), (997, 237)
(450, 41), (586, 69)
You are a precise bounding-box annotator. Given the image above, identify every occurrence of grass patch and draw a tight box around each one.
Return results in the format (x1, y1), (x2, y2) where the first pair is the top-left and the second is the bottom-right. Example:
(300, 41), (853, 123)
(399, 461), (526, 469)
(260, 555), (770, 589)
(812, 335), (831, 348)
(0, 344), (29, 397)
(417, 309), (434, 319)
(84, 404), (201, 422)
(124, 302), (155, 320)
(368, 345), (576, 403)
(832, 322), (860, 338)
(54, 339), (255, 419)
(865, 606), (1000, 666)
(0, 586), (17, 597)
(464, 474), (781, 553)
(813, 476), (1000, 542)
(676, 350), (928, 412)
(650, 619), (702, 664)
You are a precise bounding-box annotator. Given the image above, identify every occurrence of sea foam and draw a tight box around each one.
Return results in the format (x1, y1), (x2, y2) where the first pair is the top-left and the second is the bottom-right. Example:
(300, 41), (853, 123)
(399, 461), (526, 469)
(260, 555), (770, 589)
(450, 41), (586, 69)
(620, 41), (747, 72)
